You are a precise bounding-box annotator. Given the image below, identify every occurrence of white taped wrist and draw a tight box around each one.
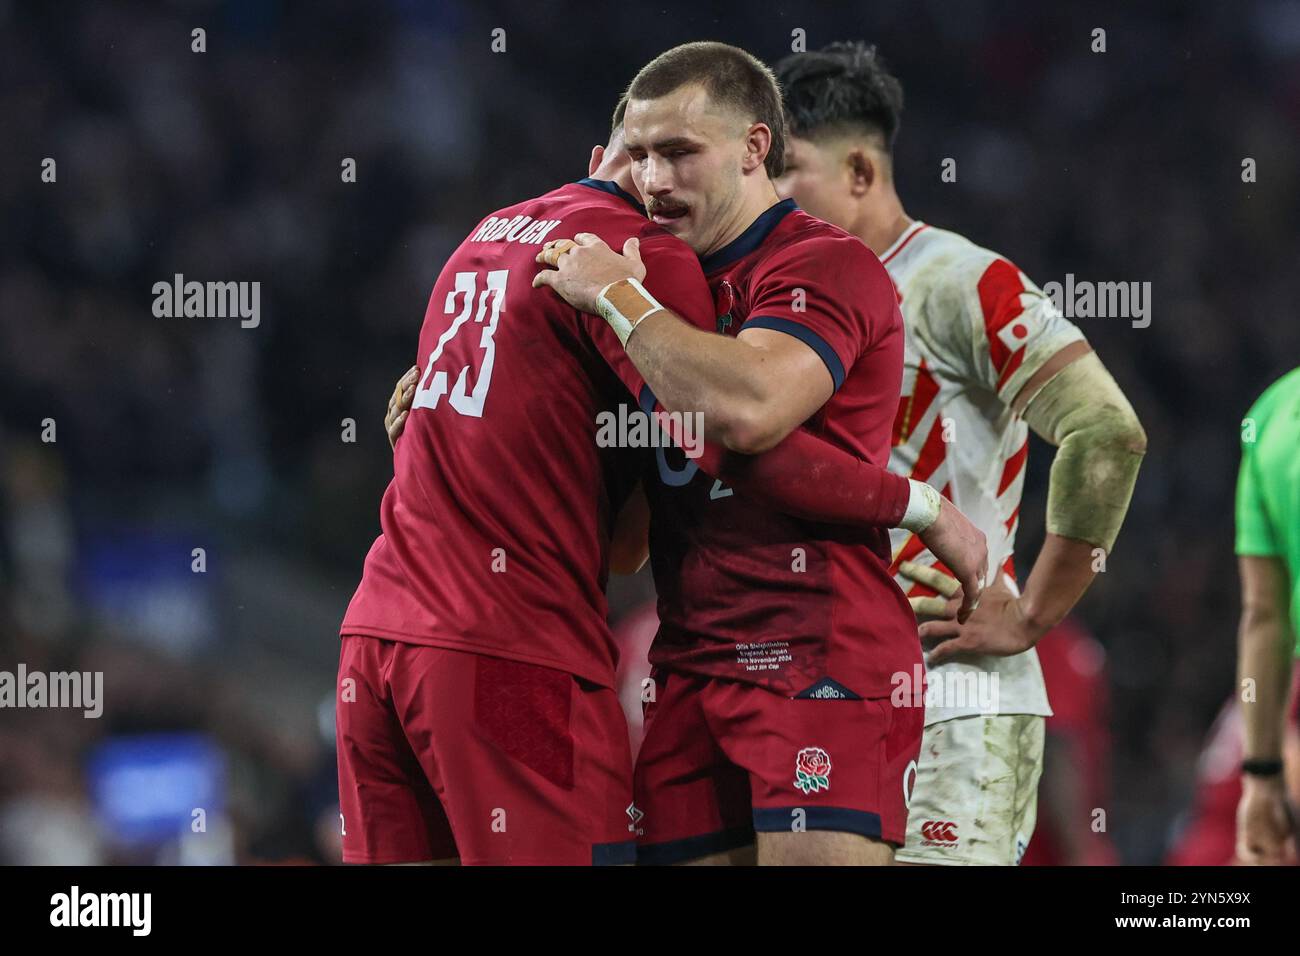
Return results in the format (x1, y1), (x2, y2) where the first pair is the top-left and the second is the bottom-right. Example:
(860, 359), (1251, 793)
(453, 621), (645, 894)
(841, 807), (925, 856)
(901, 479), (942, 533)
(595, 277), (663, 346)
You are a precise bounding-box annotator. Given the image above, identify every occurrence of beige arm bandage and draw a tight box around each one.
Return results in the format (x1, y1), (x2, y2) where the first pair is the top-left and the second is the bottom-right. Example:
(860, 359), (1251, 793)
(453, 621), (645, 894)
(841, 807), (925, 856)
(596, 277), (663, 346)
(1021, 352), (1147, 553)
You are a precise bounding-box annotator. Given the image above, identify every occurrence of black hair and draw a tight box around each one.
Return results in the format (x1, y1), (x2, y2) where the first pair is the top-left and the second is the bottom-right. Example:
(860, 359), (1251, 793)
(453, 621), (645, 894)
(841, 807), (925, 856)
(773, 42), (904, 152)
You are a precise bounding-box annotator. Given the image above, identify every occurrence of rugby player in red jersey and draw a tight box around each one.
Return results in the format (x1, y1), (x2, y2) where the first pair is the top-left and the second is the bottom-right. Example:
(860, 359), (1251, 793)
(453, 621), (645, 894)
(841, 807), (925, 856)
(342, 99), (985, 864)
(769, 42), (1147, 866)
(534, 42), (967, 865)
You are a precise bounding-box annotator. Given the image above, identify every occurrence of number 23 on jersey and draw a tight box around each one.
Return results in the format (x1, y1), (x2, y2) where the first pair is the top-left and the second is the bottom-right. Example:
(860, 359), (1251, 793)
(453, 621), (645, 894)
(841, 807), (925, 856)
(413, 269), (507, 419)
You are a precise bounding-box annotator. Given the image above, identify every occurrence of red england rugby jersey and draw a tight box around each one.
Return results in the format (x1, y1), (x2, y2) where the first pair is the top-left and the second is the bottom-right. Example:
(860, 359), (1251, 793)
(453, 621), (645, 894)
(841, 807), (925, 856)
(340, 180), (713, 687)
(644, 200), (920, 698)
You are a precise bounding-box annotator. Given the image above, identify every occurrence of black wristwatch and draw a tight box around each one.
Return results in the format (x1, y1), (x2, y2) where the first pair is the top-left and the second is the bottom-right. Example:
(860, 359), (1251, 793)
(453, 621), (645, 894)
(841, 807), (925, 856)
(1242, 758), (1284, 777)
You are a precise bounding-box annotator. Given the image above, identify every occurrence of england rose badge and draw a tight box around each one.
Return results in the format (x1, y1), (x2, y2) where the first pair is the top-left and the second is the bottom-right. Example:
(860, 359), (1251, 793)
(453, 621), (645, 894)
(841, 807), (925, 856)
(793, 746), (832, 794)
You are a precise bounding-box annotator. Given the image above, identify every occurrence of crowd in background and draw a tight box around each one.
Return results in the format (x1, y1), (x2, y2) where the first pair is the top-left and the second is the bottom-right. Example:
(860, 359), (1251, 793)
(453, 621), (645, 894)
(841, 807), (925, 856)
(2, 0), (1298, 863)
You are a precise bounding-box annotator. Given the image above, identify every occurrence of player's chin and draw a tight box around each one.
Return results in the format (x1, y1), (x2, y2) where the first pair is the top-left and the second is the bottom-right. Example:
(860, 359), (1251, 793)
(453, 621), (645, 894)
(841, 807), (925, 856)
(660, 216), (705, 252)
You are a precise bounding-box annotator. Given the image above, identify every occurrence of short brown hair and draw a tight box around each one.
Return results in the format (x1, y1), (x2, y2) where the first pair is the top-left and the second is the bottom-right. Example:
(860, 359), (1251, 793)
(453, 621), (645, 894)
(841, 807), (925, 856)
(610, 94), (628, 138)
(626, 41), (786, 177)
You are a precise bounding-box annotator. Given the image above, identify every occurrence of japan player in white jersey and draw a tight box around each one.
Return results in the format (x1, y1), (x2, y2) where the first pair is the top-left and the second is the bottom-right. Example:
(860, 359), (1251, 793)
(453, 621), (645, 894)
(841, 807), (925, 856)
(773, 42), (1148, 864)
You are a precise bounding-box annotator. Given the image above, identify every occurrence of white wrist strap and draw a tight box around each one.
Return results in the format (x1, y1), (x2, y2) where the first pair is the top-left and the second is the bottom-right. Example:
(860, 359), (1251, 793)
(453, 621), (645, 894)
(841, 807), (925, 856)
(900, 479), (942, 533)
(595, 277), (663, 346)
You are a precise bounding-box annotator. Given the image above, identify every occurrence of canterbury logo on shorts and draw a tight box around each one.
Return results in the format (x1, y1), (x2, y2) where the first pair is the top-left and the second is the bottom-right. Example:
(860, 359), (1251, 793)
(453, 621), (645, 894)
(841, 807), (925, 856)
(920, 820), (960, 845)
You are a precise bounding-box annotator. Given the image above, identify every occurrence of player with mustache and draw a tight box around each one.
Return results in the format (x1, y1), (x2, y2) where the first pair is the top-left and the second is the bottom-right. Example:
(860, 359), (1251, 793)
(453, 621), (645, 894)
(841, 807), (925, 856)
(533, 42), (949, 865)
(346, 75), (985, 863)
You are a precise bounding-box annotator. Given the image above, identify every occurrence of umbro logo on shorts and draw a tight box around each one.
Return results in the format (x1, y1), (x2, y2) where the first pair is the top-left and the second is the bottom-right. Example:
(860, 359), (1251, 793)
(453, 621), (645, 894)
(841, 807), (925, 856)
(794, 677), (861, 700)
(920, 820), (959, 846)
(626, 803), (645, 835)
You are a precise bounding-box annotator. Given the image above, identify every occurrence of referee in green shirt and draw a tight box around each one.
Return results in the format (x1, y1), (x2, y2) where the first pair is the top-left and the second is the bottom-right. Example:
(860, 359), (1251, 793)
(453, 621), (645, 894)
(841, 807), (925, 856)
(1235, 366), (1300, 864)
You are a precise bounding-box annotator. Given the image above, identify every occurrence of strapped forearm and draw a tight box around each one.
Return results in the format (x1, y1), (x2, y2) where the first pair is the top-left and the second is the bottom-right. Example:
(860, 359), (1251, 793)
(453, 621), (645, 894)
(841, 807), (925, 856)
(600, 279), (938, 532)
(599, 277), (791, 452)
(1022, 352), (1147, 552)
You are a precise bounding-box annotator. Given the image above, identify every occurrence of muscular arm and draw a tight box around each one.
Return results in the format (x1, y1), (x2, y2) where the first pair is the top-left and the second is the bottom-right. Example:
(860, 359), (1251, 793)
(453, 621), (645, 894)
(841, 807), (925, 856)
(535, 231), (923, 529)
(1014, 345), (1147, 635)
(648, 393), (917, 526)
(622, 310), (833, 454)
(919, 344), (1146, 661)
(608, 424), (917, 575)
(531, 230), (989, 614)
(534, 231), (848, 454)
(1013, 536), (1099, 637)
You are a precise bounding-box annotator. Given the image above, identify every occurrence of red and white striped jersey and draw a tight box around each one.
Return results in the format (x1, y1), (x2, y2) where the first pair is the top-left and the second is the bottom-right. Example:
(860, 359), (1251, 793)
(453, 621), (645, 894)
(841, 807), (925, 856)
(881, 221), (1087, 723)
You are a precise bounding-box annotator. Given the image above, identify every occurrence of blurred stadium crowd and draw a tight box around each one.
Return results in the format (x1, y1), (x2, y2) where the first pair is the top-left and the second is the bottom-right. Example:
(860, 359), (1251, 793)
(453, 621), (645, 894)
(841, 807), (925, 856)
(1, 0), (1298, 864)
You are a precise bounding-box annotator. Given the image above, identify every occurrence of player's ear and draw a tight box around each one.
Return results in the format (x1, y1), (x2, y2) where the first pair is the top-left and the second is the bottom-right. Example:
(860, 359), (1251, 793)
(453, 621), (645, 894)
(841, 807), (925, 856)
(847, 149), (875, 196)
(589, 145), (604, 177)
(744, 123), (772, 175)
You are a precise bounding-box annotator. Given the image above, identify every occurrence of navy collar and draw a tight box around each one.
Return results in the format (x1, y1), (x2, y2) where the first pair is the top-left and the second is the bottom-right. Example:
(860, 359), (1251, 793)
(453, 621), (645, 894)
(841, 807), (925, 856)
(576, 177), (646, 216)
(699, 198), (799, 274)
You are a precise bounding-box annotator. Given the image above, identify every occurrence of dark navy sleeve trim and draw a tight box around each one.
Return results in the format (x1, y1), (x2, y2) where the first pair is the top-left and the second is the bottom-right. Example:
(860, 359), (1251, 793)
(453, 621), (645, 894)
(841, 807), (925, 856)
(741, 315), (846, 391)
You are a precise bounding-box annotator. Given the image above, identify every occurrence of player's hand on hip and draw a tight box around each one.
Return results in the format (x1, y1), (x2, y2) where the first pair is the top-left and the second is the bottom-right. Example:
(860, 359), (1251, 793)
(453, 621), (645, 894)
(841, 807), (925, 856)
(914, 495), (987, 624)
(386, 365), (419, 450)
(917, 576), (1038, 665)
(532, 233), (647, 314)
(1235, 776), (1297, 865)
